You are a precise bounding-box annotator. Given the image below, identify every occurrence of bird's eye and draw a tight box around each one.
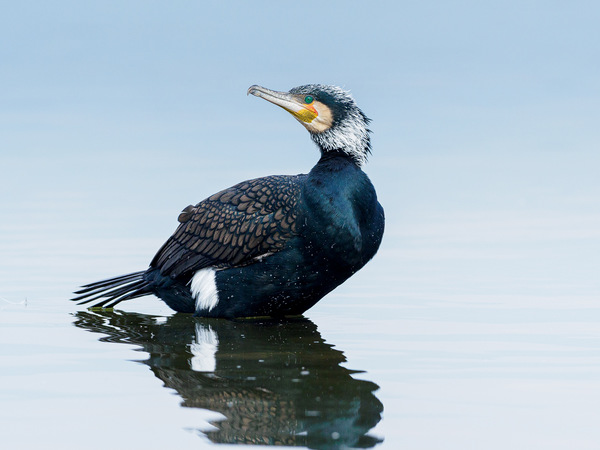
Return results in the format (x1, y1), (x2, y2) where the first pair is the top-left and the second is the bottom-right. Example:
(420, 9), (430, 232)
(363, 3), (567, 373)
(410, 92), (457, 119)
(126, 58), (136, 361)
(304, 95), (314, 104)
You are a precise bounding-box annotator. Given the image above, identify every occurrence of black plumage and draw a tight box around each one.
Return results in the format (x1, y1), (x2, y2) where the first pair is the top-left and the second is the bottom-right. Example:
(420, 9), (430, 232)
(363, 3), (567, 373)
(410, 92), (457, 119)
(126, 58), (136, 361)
(73, 84), (385, 318)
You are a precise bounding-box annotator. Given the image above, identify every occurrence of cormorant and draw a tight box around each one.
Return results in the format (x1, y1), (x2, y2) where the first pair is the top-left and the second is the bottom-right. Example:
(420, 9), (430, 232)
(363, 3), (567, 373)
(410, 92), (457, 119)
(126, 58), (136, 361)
(73, 84), (385, 318)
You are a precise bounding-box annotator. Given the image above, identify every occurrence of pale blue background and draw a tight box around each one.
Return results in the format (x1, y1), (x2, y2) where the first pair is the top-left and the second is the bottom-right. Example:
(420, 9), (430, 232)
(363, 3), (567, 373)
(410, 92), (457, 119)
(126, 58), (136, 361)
(1, 1), (599, 449)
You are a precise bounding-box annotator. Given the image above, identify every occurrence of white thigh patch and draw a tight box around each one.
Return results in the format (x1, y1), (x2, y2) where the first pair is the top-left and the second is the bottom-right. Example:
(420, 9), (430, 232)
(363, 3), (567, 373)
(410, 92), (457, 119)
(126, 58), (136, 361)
(190, 268), (220, 312)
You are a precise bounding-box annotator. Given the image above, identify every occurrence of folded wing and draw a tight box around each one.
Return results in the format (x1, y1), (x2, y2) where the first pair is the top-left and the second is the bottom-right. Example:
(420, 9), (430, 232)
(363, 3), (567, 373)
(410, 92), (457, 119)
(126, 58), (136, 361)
(151, 175), (304, 279)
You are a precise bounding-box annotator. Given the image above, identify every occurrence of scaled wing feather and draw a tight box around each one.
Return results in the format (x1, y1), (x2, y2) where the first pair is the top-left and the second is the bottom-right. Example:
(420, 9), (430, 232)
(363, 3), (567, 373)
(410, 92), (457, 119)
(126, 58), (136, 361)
(151, 175), (304, 279)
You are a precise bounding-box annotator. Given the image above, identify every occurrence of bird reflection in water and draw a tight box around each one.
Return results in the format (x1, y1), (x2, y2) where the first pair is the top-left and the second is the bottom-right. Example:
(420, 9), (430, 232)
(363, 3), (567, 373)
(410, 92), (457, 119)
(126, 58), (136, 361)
(73, 311), (383, 448)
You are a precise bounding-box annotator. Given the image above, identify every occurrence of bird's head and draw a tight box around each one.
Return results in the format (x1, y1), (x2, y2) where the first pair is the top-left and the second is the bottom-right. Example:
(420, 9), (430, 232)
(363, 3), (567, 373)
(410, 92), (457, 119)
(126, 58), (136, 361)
(248, 84), (371, 166)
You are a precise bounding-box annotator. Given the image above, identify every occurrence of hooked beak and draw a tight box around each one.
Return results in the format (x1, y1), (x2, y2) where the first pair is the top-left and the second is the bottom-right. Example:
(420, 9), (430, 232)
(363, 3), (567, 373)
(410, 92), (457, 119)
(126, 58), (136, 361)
(247, 85), (318, 123)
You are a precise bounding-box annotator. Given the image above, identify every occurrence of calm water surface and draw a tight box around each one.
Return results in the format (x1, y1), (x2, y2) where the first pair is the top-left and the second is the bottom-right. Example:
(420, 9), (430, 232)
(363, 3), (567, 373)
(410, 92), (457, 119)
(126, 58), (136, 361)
(73, 312), (383, 447)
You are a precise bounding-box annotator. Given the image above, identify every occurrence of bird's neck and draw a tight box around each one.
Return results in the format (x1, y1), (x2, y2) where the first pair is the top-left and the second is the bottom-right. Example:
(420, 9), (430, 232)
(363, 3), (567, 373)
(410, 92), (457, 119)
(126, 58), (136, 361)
(309, 118), (371, 167)
(311, 150), (364, 178)
(317, 149), (357, 164)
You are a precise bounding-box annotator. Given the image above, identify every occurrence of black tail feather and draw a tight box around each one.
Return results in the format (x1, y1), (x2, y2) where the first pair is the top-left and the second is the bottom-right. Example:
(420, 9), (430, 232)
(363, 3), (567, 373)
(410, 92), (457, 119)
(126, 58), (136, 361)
(76, 279), (146, 305)
(72, 271), (152, 308)
(74, 272), (146, 295)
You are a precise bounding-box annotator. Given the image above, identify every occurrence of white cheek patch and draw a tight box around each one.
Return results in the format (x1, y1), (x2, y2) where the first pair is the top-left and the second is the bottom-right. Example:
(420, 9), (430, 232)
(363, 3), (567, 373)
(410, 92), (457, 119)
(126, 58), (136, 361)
(190, 268), (220, 312)
(189, 322), (218, 372)
(303, 102), (333, 134)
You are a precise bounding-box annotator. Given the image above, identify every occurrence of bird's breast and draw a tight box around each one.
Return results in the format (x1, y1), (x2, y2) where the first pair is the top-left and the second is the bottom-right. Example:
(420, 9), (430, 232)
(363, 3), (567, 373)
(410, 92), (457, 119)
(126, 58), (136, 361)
(298, 160), (383, 269)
